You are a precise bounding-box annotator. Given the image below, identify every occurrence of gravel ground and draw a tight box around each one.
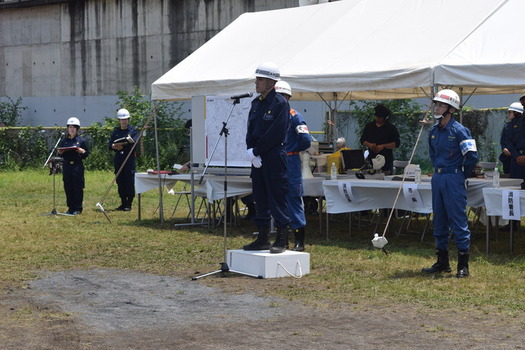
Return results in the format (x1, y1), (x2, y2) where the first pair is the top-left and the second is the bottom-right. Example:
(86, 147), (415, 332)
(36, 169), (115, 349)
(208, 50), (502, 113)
(0, 268), (524, 349)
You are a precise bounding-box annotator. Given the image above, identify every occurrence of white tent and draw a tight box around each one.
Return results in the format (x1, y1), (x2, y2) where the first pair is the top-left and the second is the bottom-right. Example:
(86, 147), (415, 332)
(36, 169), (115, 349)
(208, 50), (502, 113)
(151, 0), (525, 102)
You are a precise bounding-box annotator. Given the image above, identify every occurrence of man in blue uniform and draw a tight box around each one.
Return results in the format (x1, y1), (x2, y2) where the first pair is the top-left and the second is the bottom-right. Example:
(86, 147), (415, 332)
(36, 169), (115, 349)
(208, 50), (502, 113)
(58, 117), (89, 215)
(275, 80), (311, 251)
(109, 108), (139, 211)
(243, 62), (291, 254)
(422, 89), (478, 278)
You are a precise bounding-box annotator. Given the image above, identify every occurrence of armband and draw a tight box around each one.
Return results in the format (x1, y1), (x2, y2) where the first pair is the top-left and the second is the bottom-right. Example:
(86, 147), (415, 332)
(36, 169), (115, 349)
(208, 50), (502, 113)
(459, 139), (477, 155)
(296, 124), (309, 134)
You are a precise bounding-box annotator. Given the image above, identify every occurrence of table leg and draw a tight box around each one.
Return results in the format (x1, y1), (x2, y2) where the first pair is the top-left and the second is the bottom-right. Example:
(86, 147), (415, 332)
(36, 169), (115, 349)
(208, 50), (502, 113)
(510, 225), (514, 253)
(349, 212), (352, 238)
(326, 210), (329, 241)
(486, 216), (490, 255)
(138, 194), (141, 221)
(318, 196), (323, 237)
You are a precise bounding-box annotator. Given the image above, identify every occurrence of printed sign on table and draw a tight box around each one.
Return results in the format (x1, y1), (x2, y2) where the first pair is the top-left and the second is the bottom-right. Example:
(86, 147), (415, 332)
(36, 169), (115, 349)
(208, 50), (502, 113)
(502, 190), (520, 220)
(402, 183), (424, 211)
(338, 181), (358, 203)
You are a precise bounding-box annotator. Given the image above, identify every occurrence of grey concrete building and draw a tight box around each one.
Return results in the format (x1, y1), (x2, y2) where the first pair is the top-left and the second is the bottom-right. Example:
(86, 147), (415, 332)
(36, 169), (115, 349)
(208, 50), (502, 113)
(0, 0), (297, 126)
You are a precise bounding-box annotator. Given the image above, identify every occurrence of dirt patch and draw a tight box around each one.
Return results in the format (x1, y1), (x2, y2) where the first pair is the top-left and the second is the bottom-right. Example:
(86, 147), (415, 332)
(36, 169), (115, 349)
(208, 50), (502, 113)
(1, 269), (524, 349)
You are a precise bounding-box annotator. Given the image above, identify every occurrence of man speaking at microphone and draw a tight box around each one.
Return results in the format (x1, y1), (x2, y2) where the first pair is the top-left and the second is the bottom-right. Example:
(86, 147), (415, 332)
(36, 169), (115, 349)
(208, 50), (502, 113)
(243, 62), (292, 254)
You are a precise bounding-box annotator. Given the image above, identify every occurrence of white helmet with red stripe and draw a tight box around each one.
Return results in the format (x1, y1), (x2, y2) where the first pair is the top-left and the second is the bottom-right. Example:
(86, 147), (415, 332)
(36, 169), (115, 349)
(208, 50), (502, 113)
(433, 89), (460, 109)
(275, 80), (292, 97)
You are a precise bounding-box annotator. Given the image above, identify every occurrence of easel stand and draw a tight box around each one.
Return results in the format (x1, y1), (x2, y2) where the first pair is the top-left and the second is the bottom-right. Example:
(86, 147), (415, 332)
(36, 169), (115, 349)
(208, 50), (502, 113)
(192, 96), (258, 280)
(41, 133), (70, 216)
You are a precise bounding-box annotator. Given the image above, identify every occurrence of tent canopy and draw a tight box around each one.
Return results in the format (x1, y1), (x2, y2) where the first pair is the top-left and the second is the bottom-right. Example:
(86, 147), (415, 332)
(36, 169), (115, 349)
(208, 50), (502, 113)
(151, 0), (525, 102)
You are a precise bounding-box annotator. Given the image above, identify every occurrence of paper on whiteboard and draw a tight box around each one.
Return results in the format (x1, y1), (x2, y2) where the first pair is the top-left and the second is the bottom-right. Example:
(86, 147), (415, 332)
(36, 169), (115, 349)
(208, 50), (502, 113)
(205, 96), (253, 167)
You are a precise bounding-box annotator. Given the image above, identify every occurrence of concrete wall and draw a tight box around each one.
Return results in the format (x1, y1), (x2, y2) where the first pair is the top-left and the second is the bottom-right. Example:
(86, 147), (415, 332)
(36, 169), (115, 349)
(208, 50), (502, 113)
(0, 0), (297, 126)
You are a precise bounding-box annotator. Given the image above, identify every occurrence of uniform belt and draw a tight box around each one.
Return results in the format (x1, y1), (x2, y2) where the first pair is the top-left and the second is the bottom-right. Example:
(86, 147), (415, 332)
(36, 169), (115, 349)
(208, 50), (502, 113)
(435, 167), (461, 174)
(287, 151), (299, 156)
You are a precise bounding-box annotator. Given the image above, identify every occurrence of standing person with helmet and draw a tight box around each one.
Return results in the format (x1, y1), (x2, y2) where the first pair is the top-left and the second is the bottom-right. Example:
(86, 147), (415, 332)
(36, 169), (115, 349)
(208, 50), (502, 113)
(58, 117), (89, 215)
(109, 108), (139, 211)
(275, 80), (311, 251)
(360, 104), (400, 175)
(505, 92), (525, 189)
(499, 102), (523, 231)
(500, 102), (523, 175)
(422, 89), (478, 278)
(243, 62), (292, 254)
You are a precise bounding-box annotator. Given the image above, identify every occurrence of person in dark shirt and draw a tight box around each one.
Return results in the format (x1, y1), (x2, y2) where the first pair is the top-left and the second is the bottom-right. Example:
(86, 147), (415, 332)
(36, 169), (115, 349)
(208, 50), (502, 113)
(360, 104), (401, 175)
(499, 102), (523, 175)
(58, 117), (89, 215)
(109, 108), (139, 211)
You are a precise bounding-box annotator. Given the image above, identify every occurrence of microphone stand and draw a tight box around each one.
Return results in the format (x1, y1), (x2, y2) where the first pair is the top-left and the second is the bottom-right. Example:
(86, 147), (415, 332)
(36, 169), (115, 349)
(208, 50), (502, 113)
(192, 96), (260, 280)
(41, 132), (69, 216)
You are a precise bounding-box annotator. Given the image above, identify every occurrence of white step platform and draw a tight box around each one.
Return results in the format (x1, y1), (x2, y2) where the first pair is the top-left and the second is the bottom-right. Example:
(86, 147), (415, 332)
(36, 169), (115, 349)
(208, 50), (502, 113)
(226, 249), (310, 279)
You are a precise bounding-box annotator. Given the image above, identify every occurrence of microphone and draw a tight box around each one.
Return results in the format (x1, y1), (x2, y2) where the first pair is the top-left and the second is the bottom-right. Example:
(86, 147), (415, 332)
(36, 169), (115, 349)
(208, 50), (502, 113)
(231, 92), (253, 100)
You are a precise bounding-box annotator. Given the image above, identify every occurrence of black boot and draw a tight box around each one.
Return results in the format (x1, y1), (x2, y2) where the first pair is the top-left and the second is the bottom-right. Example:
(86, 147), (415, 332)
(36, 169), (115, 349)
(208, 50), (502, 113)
(456, 251), (469, 278)
(422, 249), (452, 273)
(243, 227), (271, 250)
(270, 226), (290, 254)
(293, 227), (305, 252)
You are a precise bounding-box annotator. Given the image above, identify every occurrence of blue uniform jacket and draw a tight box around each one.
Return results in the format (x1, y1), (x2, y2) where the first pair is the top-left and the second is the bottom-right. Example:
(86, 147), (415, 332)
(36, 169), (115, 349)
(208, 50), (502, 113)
(109, 125), (139, 172)
(60, 134), (89, 175)
(504, 115), (525, 162)
(286, 108), (311, 185)
(246, 89), (290, 158)
(429, 118), (478, 178)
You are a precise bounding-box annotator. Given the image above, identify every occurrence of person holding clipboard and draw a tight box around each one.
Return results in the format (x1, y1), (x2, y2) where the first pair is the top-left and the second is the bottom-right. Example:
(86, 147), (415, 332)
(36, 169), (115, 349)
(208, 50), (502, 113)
(57, 117), (89, 215)
(109, 108), (139, 211)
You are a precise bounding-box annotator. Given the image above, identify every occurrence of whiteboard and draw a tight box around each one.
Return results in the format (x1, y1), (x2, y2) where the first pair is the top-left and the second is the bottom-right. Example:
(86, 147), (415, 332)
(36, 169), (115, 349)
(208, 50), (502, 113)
(191, 95), (253, 167)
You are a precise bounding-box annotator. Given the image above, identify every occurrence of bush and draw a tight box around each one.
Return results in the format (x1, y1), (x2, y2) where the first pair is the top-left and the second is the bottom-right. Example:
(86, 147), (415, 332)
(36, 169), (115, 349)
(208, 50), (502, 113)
(0, 88), (188, 171)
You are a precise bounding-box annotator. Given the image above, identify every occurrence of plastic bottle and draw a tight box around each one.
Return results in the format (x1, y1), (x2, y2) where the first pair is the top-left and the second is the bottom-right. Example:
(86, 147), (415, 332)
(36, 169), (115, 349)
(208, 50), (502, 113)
(414, 164), (422, 184)
(493, 167), (500, 188)
(330, 162), (337, 180)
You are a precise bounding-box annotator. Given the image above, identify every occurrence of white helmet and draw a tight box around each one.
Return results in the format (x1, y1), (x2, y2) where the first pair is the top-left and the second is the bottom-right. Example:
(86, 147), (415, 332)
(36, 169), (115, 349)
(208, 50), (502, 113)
(117, 108), (131, 119)
(66, 117), (80, 127)
(371, 154), (385, 170)
(255, 62), (280, 81)
(275, 80), (292, 97)
(508, 102), (523, 114)
(433, 89), (460, 110)
(519, 89), (525, 101)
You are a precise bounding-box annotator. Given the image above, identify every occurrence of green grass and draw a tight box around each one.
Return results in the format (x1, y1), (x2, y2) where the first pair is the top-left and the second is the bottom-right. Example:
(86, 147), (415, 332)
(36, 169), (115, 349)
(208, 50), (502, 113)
(1, 169), (525, 316)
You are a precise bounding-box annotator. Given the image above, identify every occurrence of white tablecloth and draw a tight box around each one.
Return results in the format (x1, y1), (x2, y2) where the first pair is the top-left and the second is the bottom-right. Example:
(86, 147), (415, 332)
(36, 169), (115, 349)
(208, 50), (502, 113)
(135, 173), (252, 202)
(482, 187), (525, 216)
(481, 187), (524, 254)
(323, 179), (433, 214)
(323, 178), (523, 215)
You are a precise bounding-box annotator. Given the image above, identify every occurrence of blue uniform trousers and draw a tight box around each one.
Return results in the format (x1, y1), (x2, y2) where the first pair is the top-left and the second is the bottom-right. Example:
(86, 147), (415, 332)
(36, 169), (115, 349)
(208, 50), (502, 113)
(116, 169), (136, 207)
(286, 154), (306, 230)
(431, 172), (470, 252)
(251, 149), (290, 229)
(63, 161), (85, 212)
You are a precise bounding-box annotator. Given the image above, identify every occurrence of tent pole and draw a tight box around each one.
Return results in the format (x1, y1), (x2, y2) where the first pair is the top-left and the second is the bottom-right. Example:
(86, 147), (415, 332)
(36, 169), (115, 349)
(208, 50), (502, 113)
(153, 105), (164, 223)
